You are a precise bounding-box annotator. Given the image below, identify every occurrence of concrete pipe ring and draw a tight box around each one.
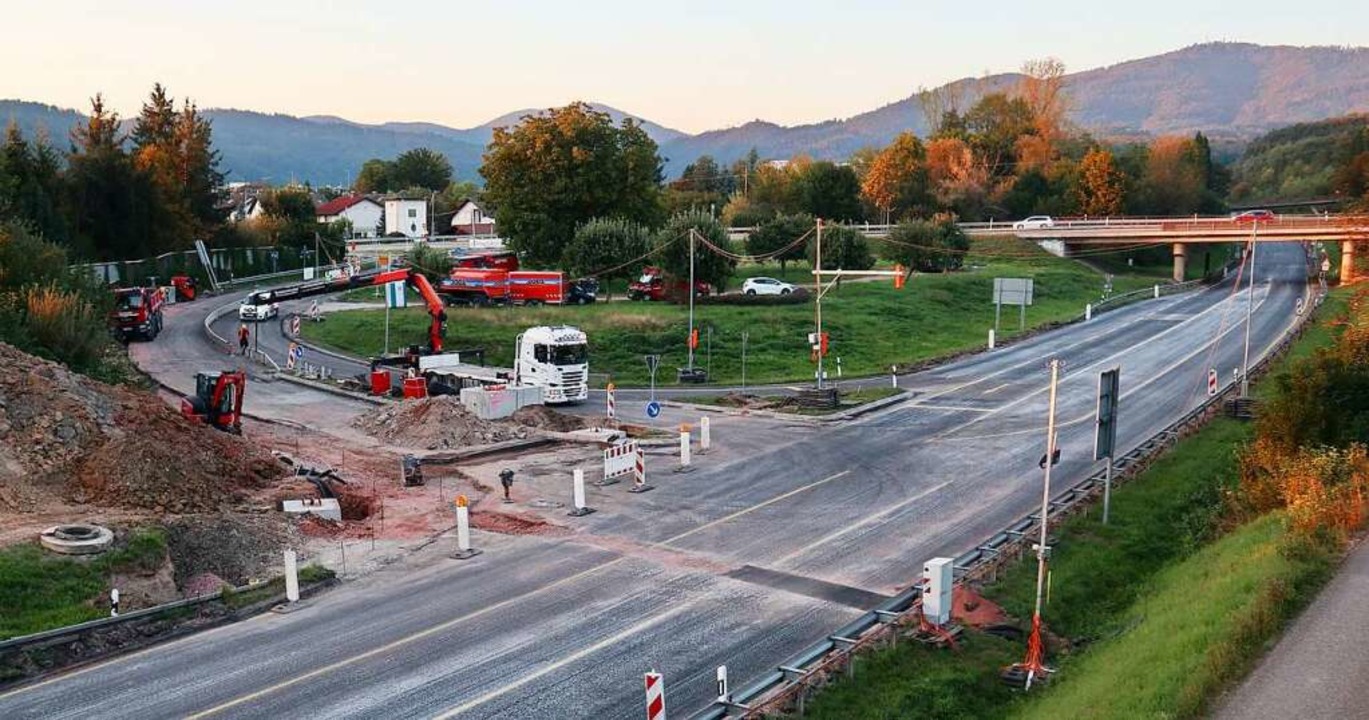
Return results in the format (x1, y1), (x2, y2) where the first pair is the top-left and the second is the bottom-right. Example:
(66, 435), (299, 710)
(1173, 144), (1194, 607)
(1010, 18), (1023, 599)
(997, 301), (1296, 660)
(39, 524), (115, 555)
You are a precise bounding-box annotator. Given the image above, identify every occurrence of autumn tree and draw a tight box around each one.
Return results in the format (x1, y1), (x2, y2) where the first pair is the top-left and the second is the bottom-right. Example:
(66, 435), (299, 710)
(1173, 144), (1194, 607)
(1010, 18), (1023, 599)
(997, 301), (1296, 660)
(563, 217), (652, 297)
(1135, 136), (1207, 215)
(1075, 147), (1126, 216)
(926, 137), (990, 219)
(1015, 58), (1068, 172)
(481, 103), (664, 266)
(653, 211), (736, 290)
(861, 132), (930, 222)
(747, 213), (813, 274)
(963, 93), (1036, 179)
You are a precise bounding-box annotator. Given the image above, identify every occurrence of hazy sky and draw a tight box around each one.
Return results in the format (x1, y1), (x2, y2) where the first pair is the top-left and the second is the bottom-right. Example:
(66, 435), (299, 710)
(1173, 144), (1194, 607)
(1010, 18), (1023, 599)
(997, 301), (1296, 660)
(4, 1), (1364, 133)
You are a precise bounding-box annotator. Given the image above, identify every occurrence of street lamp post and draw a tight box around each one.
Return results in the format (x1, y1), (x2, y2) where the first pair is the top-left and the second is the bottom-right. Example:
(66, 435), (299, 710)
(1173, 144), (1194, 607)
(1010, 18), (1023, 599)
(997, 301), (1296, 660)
(1241, 222), (1258, 397)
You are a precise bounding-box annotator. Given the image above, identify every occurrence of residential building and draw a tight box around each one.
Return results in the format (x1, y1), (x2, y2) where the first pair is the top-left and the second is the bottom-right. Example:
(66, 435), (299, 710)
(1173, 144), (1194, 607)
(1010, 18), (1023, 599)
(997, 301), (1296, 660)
(384, 198), (428, 238)
(316, 196), (383, 238)
(450, 199), (496, 236)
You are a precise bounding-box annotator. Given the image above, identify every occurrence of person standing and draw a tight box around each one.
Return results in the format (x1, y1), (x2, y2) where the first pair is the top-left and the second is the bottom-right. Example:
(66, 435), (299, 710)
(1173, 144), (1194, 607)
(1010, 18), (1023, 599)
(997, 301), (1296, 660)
(237, 323), (251, 355)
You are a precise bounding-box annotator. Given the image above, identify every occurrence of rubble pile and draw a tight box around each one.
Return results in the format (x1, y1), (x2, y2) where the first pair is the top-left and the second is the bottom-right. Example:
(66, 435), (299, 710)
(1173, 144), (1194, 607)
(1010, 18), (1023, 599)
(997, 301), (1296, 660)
(353, 396), (531, 449)
(0, 343), (283, 513)
(509, 405), (595, 432)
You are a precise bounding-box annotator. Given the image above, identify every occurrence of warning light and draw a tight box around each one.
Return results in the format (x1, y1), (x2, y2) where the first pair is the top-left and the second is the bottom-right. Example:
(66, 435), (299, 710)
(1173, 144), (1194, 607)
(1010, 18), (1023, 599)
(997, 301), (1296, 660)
(455, 494), (469, 508)
(820, 332), (830, 357)
(894, 264), (906, 289)
(689, 328), (699, 350)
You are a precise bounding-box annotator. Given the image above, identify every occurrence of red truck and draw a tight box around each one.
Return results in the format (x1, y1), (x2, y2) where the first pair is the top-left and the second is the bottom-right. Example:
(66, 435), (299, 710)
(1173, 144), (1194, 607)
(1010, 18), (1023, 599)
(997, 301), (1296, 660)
(627, 266), (712, 302)
(110, 286), (166, 341)
(451, 251), (520, 271)
(438, 269), (598, 306)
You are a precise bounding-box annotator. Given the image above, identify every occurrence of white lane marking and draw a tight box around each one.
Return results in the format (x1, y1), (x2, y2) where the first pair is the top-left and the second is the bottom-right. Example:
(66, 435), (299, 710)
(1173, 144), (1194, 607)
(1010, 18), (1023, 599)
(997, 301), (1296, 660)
(931, 283), (1269, 441)
(982, 383), (1010, 395)
(660, 470), (852, 548)
(432, 605), (691, 719)
(771, 480), (957, 568)
(910, 404), (994, 413)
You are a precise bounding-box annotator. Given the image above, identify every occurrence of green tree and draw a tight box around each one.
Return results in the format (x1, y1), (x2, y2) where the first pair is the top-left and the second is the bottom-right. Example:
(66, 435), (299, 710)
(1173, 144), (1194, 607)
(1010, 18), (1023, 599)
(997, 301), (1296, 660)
(883, 218), (968, 273)
(963, 93), (1036, 178)
(354, 158), (392, 193)
(130, 85), (225, 244)
(66, 94), (167, 260)
(391, 148), (453, 191)
(480, 102), (664, 266)
(0, 123), (68, 245)
(747, 213), (812, 275)
(808, 224), (873, 271)
(794, 162), (863, 221)
(258, 186), (323, 249)
(564, 217), (652, 297)
(653, 211), (736, 291)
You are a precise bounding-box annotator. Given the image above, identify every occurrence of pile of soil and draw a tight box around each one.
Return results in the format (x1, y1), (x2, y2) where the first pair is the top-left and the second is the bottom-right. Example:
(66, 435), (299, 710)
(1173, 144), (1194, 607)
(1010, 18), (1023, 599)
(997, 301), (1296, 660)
(712, 392), (787, 410)
(163, 515), (294, 588)
(0, 343), (284, 514)
(509, 405), (594, 432)
(353, 396), (531, 449)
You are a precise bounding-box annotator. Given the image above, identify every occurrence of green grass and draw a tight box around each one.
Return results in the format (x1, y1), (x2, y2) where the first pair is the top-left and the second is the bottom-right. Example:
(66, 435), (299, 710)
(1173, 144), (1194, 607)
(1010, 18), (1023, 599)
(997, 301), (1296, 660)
(1088, 243), (1242, 282)
(305, 239), (1158, 386)
(0, 527), (167, 640)
(1011, 513), (1331, 720)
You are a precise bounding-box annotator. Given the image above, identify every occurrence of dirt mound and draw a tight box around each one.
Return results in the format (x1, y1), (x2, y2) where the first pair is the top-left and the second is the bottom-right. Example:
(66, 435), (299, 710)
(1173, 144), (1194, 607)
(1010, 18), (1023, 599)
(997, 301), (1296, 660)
(509, 405), (594, 432)
(353, 396), (531, 449)
(164, 515), (293, 587)
(0, 342), (284, 513)
(712, 392), (787, 410)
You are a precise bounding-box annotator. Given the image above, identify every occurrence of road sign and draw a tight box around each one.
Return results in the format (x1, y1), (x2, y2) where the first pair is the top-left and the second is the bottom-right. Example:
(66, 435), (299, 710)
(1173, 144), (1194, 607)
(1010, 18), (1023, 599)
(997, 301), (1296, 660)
(644, 672), (666, 720)
(385, 280), (407, 308)
(646, 401), (662, 419)
(645, 354), (660, 374)
(993, 277), (1034, 306)
(1094, 368), (1120, 461)
(1208, 368), (1218, 397)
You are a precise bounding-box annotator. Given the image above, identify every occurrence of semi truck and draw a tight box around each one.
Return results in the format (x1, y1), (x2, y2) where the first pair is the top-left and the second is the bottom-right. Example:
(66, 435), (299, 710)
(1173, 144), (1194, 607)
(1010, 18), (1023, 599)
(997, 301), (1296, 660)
(418, 325), (589, 403)
(110, 286), (165, 341)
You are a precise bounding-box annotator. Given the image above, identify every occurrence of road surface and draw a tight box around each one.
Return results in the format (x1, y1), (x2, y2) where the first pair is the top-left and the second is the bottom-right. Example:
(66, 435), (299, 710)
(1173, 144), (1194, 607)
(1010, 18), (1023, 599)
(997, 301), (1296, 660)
(0, 244), (1311, 718)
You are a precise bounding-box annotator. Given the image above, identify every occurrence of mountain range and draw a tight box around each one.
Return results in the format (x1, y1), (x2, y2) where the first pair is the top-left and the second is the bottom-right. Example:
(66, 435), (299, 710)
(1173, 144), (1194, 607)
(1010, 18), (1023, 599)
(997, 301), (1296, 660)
(3, 42), (1367, 184)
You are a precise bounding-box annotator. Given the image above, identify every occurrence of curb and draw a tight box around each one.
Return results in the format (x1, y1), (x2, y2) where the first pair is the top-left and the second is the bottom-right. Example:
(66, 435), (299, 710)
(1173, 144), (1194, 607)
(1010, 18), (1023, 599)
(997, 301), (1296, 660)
(274, 372), (390, 406)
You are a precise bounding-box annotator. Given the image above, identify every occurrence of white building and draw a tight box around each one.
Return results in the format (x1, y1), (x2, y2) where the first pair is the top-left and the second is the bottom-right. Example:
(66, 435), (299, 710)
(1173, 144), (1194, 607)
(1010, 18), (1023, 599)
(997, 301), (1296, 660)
(450, 199), (496, 236)
(385, 198), (428, 238)
(316, 196), (384, 239)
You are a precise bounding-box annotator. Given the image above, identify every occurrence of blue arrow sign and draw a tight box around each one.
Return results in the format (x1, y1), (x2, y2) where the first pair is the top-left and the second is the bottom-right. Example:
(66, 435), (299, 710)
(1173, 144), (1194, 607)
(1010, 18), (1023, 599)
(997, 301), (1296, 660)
(645, 401), (661, 419)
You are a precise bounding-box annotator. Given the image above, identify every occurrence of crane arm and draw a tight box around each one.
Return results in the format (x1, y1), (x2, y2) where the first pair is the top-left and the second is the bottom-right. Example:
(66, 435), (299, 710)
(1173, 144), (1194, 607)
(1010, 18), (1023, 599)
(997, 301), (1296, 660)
(261, 267), (447, 353)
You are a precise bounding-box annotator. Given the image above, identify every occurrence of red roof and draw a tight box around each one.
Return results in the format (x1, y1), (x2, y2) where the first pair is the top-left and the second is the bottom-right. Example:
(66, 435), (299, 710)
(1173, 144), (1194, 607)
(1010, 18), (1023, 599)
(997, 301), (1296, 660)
(316, 195), (378, 216)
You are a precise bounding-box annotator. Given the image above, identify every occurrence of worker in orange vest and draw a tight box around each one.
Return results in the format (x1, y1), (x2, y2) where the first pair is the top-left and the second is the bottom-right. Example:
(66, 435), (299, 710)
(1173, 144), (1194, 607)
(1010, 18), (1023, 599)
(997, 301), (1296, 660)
(237, 324), (251, 355)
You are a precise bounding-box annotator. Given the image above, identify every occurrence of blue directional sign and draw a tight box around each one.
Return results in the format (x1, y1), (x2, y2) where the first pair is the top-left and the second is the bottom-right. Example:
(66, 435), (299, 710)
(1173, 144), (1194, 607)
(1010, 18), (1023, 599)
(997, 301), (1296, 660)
(645, 401), (662, 419)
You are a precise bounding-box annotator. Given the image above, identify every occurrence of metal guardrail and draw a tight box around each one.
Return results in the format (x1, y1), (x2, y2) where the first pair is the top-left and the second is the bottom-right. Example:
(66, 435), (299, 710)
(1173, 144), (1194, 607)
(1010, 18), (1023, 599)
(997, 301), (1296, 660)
(690, 279), (1320, 719)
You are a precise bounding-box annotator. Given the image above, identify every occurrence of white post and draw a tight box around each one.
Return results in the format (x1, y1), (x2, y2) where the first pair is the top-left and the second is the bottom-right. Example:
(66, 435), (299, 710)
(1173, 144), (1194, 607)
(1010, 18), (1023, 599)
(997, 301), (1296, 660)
(456, 505), (471, 553)
(1153, 283), (1160, 299)
(1085, 303), (1092, 321)
(284, 549), (300, 603)
(110, 588), (120, 618)
(680, 425), (691, 467)
(717, 664), (730, 702)
(700, 416), (711, 452)
(989, 328), (996, 350)
(891, 365), (898, 388)
(570, 468), (593, 516)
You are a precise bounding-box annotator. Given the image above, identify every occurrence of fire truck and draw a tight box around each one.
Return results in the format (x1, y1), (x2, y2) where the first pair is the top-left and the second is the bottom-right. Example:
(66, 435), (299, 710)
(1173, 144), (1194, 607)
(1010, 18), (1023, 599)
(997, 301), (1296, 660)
(438, 269), (597, 306)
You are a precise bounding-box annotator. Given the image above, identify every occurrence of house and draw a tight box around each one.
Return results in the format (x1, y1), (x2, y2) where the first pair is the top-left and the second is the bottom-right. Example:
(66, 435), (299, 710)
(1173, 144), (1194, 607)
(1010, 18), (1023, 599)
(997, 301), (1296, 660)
(450, 199), (496, 236)
(316, 195), (383, 239)
(384, 198), (428, 238)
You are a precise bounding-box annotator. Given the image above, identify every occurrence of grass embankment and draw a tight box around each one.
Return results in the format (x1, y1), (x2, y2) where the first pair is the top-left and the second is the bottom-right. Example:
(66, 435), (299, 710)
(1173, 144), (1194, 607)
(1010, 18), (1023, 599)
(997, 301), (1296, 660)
(306, 238), (1159, 386)
(802, 289), (1352, 720)
(0, 528), (166, 640)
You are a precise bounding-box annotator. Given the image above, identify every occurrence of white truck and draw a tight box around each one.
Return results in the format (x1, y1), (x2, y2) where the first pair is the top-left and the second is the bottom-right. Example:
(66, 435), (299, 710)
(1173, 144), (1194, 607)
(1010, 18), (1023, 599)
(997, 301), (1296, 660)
(417, 325), (589, 404)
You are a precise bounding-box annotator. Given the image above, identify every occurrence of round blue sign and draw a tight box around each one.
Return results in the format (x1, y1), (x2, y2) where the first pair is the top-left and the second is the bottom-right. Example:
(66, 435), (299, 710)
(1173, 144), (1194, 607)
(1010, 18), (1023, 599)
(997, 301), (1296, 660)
(645, 401), (661, 419)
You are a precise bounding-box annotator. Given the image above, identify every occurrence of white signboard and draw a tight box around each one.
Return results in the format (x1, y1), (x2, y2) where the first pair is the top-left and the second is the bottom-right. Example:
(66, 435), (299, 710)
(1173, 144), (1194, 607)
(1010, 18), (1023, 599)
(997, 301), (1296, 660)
(993, 277), (1034, 306)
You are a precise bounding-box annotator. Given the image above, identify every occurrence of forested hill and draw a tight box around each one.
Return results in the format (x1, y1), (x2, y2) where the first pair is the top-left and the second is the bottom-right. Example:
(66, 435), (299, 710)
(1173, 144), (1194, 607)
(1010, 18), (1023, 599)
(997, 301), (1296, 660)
(1229, 114), (1369, 202)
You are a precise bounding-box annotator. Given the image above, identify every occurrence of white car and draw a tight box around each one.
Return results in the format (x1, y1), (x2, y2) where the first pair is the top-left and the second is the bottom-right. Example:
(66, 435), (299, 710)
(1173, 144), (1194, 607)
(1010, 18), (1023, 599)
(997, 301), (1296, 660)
(742, 277), (798, 296)
(238, 290), (280, 322)
(1013, 215), (1055, 230)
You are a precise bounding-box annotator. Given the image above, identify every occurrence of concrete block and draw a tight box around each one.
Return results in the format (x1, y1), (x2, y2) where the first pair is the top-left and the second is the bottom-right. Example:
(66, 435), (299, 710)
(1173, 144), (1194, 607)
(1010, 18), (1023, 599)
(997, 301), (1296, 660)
(282, 498), (341, 521)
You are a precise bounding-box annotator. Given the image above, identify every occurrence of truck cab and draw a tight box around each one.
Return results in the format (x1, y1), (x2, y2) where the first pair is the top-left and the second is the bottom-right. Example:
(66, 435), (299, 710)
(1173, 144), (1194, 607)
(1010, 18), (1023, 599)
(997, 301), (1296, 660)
(110, 286), (164, 341)
(514, 326), (589, 403)
(628, 266), (711, 302)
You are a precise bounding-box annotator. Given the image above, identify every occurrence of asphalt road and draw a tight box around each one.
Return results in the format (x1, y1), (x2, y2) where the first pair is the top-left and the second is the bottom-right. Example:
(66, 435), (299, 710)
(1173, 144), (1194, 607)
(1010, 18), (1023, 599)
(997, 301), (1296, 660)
(0, 244), (1312, 719)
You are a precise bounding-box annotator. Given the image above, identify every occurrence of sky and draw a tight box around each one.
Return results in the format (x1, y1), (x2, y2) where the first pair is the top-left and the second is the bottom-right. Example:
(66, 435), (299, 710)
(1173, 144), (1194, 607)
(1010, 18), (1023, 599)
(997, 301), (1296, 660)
(3, 0), (1366, 133)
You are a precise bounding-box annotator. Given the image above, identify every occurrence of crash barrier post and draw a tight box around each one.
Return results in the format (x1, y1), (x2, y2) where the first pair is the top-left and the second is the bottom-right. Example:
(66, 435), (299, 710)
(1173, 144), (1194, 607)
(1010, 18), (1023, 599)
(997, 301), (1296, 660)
(568, 468), (594, 516)
(700, 416), (711, 453)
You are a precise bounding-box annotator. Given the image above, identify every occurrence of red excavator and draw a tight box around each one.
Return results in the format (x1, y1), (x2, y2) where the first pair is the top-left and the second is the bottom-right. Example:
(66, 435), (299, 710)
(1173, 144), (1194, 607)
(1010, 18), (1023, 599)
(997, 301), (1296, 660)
(182, 370), (246, 433)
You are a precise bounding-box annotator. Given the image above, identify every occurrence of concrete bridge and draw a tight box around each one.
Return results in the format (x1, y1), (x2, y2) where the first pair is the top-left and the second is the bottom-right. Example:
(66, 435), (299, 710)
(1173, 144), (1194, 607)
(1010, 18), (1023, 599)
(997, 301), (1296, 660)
(1011, 215), (1369, 283)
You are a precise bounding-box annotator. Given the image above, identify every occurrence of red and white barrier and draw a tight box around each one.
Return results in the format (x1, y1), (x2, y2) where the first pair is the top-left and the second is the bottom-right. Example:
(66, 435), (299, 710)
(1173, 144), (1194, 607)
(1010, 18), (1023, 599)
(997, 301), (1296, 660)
(645, 671), (666, 720)
(601, 440), (639, 485)
(606, 383), (616, 419)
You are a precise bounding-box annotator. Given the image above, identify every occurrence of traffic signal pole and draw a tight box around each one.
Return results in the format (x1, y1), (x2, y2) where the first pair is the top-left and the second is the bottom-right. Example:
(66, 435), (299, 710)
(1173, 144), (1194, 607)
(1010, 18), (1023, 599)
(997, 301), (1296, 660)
(810, 218), (905, 390)
(815, 219), (824, 389)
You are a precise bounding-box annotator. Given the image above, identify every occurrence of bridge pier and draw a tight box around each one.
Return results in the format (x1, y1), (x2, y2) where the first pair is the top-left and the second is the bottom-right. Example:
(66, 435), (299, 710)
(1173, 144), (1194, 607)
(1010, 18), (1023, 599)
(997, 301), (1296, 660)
(1172, 242), (1187, 283)
(1343, 240), (1357, 284)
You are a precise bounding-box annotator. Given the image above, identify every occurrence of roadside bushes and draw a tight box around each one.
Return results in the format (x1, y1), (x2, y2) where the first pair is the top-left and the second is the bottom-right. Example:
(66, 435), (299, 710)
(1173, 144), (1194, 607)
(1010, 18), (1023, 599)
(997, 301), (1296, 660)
(882, 217), (969, 272)
(0, 222), (126, 381)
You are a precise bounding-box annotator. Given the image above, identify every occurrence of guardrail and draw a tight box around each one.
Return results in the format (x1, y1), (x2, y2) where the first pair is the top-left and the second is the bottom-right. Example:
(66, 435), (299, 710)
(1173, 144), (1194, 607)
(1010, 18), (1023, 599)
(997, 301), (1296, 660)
(690, 279), (1320, 719)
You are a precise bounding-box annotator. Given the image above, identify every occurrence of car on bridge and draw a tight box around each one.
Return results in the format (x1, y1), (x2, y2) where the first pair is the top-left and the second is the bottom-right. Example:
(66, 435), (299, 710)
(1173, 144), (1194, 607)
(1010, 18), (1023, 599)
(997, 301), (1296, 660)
(1231, 209), (1275, 223)
(1013, 215), (1055, 230)
(742, 277), (798, 295)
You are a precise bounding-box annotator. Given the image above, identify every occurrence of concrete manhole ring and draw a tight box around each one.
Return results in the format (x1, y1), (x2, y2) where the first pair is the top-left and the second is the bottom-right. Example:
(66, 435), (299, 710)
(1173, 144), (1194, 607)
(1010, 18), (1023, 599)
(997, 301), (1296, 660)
(39, 524), (115, 555)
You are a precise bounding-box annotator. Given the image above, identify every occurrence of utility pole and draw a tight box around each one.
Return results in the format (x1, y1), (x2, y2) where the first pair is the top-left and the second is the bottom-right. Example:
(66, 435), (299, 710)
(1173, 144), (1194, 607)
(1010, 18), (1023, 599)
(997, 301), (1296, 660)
(313, 231), (320, 278)
(1241, 222), (1258, 398)
(814, 218), (825, 390)
(688, 229), (697, 372)
(1014, 358), (1060, 689)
